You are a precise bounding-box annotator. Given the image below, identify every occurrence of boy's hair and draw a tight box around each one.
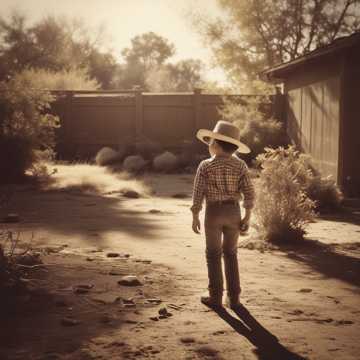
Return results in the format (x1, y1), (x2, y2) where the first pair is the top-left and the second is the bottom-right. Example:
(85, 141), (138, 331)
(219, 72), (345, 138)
(214, 139), (238, 154)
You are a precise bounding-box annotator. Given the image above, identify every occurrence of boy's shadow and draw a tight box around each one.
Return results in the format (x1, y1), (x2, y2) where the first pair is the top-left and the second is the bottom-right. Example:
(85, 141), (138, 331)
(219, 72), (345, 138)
(211, 304), (306, 360)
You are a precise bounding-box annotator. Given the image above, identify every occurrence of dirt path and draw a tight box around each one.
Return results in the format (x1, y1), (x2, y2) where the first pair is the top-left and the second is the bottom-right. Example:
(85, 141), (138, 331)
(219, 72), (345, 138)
(1, 173), (359, 360)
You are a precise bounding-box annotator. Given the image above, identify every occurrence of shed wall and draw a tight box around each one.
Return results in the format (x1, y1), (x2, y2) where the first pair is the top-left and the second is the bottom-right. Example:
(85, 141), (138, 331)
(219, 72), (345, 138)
(285, 59), (342, 183)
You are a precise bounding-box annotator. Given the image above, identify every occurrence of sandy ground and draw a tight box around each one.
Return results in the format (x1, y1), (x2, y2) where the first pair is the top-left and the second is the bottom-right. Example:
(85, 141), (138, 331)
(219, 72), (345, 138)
(0, 166), (359, 360)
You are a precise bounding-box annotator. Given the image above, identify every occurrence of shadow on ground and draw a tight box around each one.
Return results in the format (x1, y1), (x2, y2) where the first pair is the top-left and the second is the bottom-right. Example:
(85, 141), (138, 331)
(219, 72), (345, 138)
(279, 238), (360, 287)
(0, 185), (162, 246)
(212, 304), (305, 360)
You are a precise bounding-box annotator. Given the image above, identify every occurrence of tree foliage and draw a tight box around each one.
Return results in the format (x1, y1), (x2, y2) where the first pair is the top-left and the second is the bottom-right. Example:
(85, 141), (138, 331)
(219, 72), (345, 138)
(0, 13), (117, 88)
(146, 59), (204, 92)
(197, 0), (360, 81)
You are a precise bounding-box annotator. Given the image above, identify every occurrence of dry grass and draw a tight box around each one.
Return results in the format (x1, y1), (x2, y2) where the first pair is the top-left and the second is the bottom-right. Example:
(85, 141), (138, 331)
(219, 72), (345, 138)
(43, 162), (150, 196)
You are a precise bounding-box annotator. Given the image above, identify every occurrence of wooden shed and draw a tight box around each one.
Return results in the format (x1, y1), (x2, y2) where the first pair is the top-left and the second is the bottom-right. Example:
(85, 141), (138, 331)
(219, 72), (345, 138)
(261, 32), (360, 198)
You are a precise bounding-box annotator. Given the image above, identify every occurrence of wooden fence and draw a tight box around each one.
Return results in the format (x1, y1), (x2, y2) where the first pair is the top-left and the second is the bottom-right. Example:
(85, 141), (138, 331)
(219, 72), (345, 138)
(51, 89), (284, 158)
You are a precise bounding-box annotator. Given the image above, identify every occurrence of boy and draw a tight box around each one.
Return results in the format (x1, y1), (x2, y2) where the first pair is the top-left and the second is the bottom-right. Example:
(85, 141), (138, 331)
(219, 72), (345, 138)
(191, 120), (255, 309)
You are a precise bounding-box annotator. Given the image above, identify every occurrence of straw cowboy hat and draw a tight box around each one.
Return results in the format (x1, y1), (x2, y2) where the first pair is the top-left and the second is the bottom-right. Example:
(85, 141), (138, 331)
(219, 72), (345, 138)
(196, 120), (251, 154)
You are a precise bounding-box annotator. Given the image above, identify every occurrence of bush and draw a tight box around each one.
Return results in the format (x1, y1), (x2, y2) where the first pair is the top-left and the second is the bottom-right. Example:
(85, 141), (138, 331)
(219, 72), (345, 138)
(0, 75), (59, 181)
(255, 146), (316, 243)
(306, 175), (343, 212)
(11, 68), (100, 90)
(220, 96), (287, 161)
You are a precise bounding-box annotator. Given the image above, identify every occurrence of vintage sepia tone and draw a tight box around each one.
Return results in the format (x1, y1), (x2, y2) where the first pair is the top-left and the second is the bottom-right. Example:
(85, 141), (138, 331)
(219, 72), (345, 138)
(0, 1), (359, 360)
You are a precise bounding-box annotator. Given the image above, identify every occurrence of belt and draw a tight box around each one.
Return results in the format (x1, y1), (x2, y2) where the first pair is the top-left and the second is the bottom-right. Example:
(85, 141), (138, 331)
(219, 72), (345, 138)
(207, 199), (239, 206)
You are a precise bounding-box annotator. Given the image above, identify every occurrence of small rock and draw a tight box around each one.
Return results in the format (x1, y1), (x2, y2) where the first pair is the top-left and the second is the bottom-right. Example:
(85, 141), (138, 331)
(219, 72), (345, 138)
(180, 336), (196, 344)
(61, 317), (80, 326)
(106, 252), (120, 258)
(86, 257), (95, 262)
(145, 298), (162, 305)
(149, 209), (162, 214)
(150, 316), (159, 321)
(158, 307), (172, 318)
(298, 288), (313, 293)
(125, 319), (138, 324)
(109, 270), (122, 276)
(122, 190), (140, 199)
(118, 275), (143, 287)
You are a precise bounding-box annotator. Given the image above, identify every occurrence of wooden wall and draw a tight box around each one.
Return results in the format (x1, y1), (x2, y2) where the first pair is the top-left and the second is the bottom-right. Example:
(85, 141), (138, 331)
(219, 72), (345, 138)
(285, 57), (342, 185)
(52, 91), (281, 158)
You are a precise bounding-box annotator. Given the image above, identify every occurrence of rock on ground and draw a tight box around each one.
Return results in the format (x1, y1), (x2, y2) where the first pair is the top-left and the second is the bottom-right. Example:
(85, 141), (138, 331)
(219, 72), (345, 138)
(153, 151), (179, 172)
(123, 155), (147, 172)
(95, 147), (122, 166)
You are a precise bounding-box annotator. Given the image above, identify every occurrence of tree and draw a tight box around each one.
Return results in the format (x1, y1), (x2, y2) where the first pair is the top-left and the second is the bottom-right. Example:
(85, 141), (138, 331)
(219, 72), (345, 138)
(118, 32), (176, 89)
(146, 59), (204, 92)
(0, 12), (117, 88)
(196, 0), (360, 82)
(122, 32), (175, 73)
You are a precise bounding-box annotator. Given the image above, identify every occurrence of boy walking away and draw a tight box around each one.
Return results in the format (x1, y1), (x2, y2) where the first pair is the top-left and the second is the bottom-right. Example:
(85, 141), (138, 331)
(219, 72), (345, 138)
(191, 120), (255, 309)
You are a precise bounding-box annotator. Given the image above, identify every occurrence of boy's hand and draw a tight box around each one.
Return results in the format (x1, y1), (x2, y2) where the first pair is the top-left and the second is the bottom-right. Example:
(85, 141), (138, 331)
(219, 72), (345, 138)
(239, 219), (250, 233)
(239, 209), (251, 234)
(192, 217), (201, 234)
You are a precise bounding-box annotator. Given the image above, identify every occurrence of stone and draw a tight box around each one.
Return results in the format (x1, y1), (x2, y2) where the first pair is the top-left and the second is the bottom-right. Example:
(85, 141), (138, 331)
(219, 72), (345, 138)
(95, 147), (122, 166)
(123, 155), (147, 172)
(122, 190), (140, 199)
(158, 307), (172, 318)
(298, 288), (313, 293)
(106, 252), (120, 258)
(145, 298), (162, 305)
(150, 316), (159, 321)
(180, 336), (196, 344)
(118, 275), (143, 287)
(61, 317), (80, 326)
(149, 209), (162, 214)
(153, 151), (178, 172)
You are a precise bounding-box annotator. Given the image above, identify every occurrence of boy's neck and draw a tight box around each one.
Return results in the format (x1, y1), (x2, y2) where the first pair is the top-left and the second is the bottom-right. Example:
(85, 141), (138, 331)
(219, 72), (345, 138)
(214, 152), (232, 158)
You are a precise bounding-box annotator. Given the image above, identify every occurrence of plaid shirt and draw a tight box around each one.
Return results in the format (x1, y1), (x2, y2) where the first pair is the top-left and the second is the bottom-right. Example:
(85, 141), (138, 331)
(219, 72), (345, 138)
(191, 155), (255, 214)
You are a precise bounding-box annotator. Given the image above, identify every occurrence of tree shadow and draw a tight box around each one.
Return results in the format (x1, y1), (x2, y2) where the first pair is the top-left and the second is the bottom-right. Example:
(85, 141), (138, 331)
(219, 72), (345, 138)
(0, 186), (163, 246)
(319, 210), (360, 226)
(279, 238), (360, 287)
(211, 304), (306, 360)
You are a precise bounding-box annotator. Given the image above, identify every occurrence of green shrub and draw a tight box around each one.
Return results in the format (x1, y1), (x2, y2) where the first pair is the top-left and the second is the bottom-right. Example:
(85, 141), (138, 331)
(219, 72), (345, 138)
(220, 96), (287, 160)
(11, 68), (100, 90)
(0, 75), (59, 181)
(255, 146), (316, 243)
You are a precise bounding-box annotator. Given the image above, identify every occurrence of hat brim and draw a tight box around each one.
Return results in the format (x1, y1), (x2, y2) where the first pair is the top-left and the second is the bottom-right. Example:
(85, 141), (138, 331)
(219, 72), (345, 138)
(196, 129), (251, 154)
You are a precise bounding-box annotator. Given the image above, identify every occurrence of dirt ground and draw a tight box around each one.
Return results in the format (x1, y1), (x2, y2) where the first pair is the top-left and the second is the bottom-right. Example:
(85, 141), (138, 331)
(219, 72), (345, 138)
(0, 166), (359, 360)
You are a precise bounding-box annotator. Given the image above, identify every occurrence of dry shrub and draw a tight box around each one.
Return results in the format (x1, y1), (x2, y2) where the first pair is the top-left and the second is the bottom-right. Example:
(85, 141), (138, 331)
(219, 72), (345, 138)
(306, 175), (343, 212)
(255, 146), (316, 243)
(45, 162), (150, 196)
(0, 75), (59, 182)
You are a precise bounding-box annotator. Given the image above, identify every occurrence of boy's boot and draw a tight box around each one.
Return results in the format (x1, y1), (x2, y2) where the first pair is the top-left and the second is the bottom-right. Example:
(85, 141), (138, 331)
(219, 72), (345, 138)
(227, 293), (241, 310)
(201, 292), (223, 309)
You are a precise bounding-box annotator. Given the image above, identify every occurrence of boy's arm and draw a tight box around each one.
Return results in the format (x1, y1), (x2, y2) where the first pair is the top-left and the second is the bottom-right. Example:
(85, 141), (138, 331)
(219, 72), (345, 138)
(239, 164), (255, 229)
(190, 162), (206, 233)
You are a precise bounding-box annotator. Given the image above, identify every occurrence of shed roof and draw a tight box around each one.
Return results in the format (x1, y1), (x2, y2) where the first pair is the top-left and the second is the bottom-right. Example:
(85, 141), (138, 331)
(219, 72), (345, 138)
(261, 31), (360, 83)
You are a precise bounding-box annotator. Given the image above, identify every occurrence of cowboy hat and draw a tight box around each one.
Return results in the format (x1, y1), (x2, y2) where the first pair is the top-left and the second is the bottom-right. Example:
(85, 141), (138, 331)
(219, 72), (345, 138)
(196, 120), (250, 154)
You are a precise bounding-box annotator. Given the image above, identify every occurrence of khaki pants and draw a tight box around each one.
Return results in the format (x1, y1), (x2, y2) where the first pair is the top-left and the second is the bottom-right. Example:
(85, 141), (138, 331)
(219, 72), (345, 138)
(204, 201), (241, 301)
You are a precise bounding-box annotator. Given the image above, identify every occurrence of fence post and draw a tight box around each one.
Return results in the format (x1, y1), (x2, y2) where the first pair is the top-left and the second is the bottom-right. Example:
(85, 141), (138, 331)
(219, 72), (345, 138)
(193, 87), (202, 132)
(135, 89), (144, 142)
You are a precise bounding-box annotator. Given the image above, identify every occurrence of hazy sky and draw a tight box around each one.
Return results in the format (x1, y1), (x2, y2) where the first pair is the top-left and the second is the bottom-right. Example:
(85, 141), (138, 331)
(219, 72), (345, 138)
(1, 0), (227, 83)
